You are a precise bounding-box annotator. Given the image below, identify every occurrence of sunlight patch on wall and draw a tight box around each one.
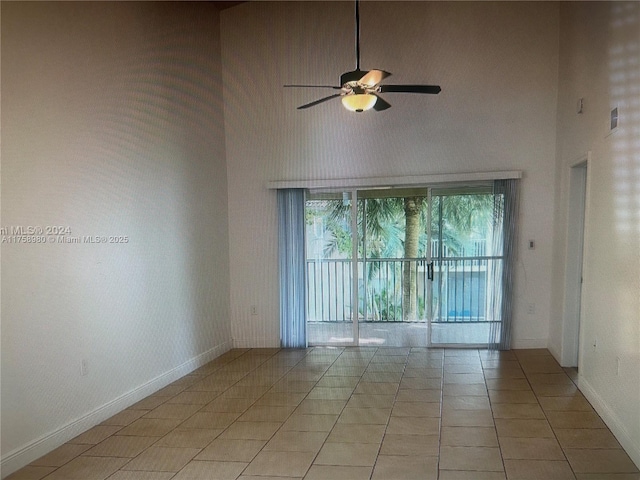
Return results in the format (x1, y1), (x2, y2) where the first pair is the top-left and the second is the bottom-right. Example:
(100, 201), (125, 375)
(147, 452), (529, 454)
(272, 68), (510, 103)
(609, 3), (640, 238)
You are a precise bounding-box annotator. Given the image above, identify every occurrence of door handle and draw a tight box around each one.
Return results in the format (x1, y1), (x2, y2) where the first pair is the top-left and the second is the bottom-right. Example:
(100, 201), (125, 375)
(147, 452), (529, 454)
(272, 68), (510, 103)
(427, 261), (434, 281)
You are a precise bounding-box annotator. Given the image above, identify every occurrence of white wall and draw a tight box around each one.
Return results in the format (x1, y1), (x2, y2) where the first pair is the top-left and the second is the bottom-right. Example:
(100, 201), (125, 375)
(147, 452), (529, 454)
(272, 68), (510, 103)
(1, 3), (231, 476)
(221, 1), (560, 348)
(551, 1), (640, 467)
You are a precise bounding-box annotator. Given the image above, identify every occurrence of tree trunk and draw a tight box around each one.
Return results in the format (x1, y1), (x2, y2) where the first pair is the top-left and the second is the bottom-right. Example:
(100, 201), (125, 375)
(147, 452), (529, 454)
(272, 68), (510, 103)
(403, 197), (422, 320)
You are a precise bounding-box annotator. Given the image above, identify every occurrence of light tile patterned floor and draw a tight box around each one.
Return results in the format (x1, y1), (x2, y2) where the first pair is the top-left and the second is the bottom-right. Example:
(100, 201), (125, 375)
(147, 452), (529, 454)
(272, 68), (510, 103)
(7, 348), (640, 480)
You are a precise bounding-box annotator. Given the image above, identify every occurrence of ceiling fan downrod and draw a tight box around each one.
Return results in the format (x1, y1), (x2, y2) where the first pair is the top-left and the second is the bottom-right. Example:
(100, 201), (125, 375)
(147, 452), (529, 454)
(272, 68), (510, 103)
(355, 0), (361, 71)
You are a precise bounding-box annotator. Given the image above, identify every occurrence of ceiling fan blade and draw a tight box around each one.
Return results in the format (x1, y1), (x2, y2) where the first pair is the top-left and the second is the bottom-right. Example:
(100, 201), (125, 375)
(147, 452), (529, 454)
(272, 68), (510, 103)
(297, 93), (343, 109)
(285, 84), (342, 90)
(358, 69), (391, 87)
(379, 84), (441, 94)
(373, 95), (391, 111)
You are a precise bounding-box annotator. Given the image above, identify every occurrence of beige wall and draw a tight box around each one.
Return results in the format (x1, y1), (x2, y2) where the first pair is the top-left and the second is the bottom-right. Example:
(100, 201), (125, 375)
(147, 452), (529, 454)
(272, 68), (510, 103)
(221, 1), (560, 348)
(551, 1), (640, 466)
(1, 2), (231, 475)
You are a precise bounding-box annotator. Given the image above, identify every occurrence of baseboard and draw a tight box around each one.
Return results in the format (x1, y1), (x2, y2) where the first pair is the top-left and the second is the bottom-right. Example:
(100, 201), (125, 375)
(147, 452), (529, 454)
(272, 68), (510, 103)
(579, 376), (640, 470)
(546, 343), (563, 365)
(1, 339), (232, 479)
(233, 337), (280, 349)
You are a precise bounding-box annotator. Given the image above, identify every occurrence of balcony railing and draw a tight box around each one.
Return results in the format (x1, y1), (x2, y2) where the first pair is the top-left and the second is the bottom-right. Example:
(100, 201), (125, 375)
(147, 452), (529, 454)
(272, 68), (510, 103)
(307, 256), (503, 324)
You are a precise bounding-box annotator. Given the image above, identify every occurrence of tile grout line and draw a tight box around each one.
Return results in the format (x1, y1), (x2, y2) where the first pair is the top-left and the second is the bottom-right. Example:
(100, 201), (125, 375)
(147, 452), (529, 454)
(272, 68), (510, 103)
(112, 347), (305, 479)
(521, 352), (578, 480)
(299, 346), (378, 480)
(481, 349), (507, 480)
(435, 348), (445, 480)
(271, 346), (348, 479)
(121, 347), (288, 478)
(369, 347), (411, 480)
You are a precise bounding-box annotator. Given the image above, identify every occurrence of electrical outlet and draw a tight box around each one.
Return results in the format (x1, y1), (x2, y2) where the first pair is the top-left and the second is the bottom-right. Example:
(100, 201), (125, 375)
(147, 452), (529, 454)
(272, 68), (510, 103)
(81, 359), (89, 376)
(527, 303), (535, 315)
(251, 305), (258, 315)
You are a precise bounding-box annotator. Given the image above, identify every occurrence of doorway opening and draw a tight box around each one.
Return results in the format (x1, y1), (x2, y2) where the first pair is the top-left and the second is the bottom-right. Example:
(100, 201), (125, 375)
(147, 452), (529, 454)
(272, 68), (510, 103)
(562, 160), (588, 367)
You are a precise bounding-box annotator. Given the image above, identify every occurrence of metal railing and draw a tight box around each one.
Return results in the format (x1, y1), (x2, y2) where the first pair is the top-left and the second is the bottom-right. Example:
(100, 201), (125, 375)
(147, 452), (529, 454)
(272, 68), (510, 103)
(306, 256), (503, 324)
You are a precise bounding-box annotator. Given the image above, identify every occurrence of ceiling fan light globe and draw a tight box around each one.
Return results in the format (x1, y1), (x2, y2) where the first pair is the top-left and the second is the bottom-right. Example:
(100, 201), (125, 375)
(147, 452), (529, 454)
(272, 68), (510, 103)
(342, 94), (377, 113)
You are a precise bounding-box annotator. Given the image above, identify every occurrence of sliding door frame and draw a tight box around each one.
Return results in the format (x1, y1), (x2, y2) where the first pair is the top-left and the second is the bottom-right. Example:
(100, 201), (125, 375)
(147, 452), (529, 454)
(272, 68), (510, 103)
(350, 189), (359, 345)
(426, 188), (434, 347)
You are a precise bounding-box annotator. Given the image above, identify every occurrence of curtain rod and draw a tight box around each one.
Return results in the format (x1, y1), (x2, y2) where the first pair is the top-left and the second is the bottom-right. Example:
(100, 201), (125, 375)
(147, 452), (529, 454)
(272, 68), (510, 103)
(266, 170), (522, 190)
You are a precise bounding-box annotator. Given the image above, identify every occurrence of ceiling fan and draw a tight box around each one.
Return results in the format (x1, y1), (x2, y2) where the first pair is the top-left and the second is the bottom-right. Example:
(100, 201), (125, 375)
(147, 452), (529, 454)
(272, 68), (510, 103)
(284, 0), (441, 113)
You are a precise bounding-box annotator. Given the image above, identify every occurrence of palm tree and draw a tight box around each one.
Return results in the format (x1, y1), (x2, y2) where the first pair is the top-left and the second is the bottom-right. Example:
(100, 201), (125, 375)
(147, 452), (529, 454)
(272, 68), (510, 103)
(434, 193), (494, 256)
(402, 196), (424, 320)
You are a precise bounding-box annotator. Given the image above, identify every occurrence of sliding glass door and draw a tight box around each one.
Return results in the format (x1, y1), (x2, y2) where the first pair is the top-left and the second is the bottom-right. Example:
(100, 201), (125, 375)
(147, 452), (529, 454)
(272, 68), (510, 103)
(302, 182), (513, 348)
(306, 188), (432, 346)
(357, 189), (431, 346)
(429, 186), (502, 346)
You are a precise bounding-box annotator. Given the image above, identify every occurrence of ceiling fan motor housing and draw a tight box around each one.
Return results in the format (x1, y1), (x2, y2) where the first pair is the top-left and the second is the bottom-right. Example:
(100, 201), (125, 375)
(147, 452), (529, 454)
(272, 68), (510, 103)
(340, 69), (366, 88)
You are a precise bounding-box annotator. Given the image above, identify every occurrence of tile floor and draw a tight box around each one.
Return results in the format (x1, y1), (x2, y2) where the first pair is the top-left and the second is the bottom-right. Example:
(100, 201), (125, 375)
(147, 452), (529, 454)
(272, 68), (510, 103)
(7, 347), (640, 480)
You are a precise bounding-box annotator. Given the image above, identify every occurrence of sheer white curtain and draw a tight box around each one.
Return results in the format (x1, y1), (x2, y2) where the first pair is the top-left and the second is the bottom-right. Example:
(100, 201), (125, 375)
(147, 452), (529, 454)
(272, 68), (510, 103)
(278, 189), (307, 348)
(488, 179), (520, 350)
